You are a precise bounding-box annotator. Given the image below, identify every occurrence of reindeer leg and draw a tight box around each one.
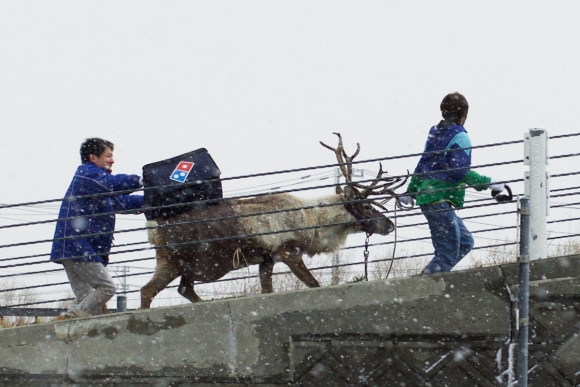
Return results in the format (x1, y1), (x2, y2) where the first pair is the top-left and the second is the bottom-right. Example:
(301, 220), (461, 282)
(177, 274), (203, 303)
(259, 257), (275, 293)
(276, 249), (320, 288)
(140, 252), (181, 309)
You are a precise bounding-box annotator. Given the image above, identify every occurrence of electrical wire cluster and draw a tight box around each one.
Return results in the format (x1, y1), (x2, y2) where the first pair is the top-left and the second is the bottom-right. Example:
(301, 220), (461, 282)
(1, 132), (579, 313)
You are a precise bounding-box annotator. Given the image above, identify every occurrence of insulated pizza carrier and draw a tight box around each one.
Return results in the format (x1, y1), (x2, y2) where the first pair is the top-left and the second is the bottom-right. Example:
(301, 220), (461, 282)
(142, 148), (223, 220)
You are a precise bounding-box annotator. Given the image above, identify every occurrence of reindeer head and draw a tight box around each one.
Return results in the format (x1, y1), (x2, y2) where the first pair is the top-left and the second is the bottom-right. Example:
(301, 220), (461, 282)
(320, 132), (406, 236)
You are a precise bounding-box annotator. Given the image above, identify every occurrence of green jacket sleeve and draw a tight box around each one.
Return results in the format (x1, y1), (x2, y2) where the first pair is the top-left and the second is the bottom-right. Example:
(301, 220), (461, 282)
(406, 174), (420, 195)
(462, 170), (492, 191)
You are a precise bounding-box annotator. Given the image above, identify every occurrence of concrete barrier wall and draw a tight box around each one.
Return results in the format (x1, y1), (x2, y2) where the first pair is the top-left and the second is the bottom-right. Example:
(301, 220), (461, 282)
(0, 255), (578, 386)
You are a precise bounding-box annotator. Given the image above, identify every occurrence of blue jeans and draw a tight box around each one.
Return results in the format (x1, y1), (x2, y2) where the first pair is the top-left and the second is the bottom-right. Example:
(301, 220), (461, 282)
(421, 201), (474, 274)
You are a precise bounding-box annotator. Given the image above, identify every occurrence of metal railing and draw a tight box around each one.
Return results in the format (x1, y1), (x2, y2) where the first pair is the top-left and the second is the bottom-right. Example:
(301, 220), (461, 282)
(1, 131), (579, 317)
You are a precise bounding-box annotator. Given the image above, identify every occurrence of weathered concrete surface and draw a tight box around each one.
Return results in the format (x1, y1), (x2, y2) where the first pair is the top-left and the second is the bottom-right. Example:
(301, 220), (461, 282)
(0, 255), (578, 386)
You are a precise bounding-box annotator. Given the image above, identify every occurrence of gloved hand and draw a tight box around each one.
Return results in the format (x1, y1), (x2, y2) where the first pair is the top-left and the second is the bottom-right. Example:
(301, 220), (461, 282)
(398, 194), (414, 206)
(489, 180), (505, 193)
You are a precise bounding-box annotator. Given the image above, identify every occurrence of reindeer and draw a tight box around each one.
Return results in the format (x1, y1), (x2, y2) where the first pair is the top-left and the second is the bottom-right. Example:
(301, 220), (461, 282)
(140, 133), (406, 308)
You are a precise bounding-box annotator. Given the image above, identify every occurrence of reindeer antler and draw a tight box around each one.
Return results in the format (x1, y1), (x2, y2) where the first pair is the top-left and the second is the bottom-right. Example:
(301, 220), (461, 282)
(321, 132), (408, 203)
(357, 165), (409, 198)
(346, 165), (408, 205)
(320, 132), (360, 183)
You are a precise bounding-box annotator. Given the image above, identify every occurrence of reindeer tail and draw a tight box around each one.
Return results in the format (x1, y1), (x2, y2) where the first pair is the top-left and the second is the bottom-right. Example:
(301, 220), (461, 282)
(147, 220), (159, 245)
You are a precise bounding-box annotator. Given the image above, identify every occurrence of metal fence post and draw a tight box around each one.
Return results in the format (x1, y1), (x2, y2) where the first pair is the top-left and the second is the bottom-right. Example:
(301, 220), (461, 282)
(117, 294), (127, 313)
(524, 128), (549, 261)
(517, 128), (548, 386)
(517, 197), (530, 387)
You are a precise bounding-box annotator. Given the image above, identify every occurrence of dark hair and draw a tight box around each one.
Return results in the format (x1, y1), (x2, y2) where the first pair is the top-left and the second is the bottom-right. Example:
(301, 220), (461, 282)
(440, 92), (469, 121)
(80, 138), (114, 163)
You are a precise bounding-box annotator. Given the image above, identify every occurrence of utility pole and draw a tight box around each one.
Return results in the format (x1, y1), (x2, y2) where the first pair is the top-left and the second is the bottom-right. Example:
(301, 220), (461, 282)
(331, 168), (342, 285)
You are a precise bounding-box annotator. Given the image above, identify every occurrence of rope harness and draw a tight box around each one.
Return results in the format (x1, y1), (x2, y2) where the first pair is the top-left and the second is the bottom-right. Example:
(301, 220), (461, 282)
(232, 247), (250, 272)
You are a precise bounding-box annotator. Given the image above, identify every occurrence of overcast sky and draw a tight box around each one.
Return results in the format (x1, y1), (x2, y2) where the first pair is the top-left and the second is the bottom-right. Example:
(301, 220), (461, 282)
(1, 1), (579, 203)
(1, 1), (579, 305)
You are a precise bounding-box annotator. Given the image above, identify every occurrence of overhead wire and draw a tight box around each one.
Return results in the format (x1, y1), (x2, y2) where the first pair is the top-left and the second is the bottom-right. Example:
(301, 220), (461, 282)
(2, 133), (579, 308)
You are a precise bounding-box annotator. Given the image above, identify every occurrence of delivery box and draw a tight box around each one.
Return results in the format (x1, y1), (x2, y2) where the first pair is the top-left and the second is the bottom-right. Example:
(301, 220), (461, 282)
(142, 148), (222, 220)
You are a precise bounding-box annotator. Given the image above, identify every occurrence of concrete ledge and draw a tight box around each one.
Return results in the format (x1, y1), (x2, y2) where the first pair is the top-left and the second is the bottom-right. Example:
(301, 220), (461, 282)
(0, 255), (578, 385)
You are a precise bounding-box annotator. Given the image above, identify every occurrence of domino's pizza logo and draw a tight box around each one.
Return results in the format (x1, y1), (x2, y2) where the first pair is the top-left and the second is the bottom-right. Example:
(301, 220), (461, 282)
(169, 161), (194, 183)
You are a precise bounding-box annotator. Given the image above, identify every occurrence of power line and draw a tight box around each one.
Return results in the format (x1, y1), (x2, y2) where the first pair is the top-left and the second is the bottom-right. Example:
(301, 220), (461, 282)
(1, 132), (579, 309)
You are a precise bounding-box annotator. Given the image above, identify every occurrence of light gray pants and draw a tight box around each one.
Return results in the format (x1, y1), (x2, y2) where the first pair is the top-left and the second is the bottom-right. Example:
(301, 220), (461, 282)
(61, 260), (117, 316)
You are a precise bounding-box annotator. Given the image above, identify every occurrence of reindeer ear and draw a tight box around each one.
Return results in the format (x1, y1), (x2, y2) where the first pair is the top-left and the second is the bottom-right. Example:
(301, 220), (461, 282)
(341, 185), (355, 198)
(335, 186), (343, 195)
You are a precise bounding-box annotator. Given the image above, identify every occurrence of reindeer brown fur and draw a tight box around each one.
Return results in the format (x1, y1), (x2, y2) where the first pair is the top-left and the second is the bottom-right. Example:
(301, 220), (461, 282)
(140, 133), (405, 308)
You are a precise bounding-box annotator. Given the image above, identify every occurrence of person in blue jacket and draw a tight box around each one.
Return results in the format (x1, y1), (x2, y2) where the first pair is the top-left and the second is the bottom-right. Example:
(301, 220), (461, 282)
(51, 138), (144, 319)
(400, 92), (506, 275)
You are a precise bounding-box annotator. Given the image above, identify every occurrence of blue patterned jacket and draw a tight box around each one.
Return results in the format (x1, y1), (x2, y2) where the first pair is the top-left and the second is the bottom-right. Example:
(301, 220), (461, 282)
(50, 162), (143, 266)
(406, 120), (491, 207)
